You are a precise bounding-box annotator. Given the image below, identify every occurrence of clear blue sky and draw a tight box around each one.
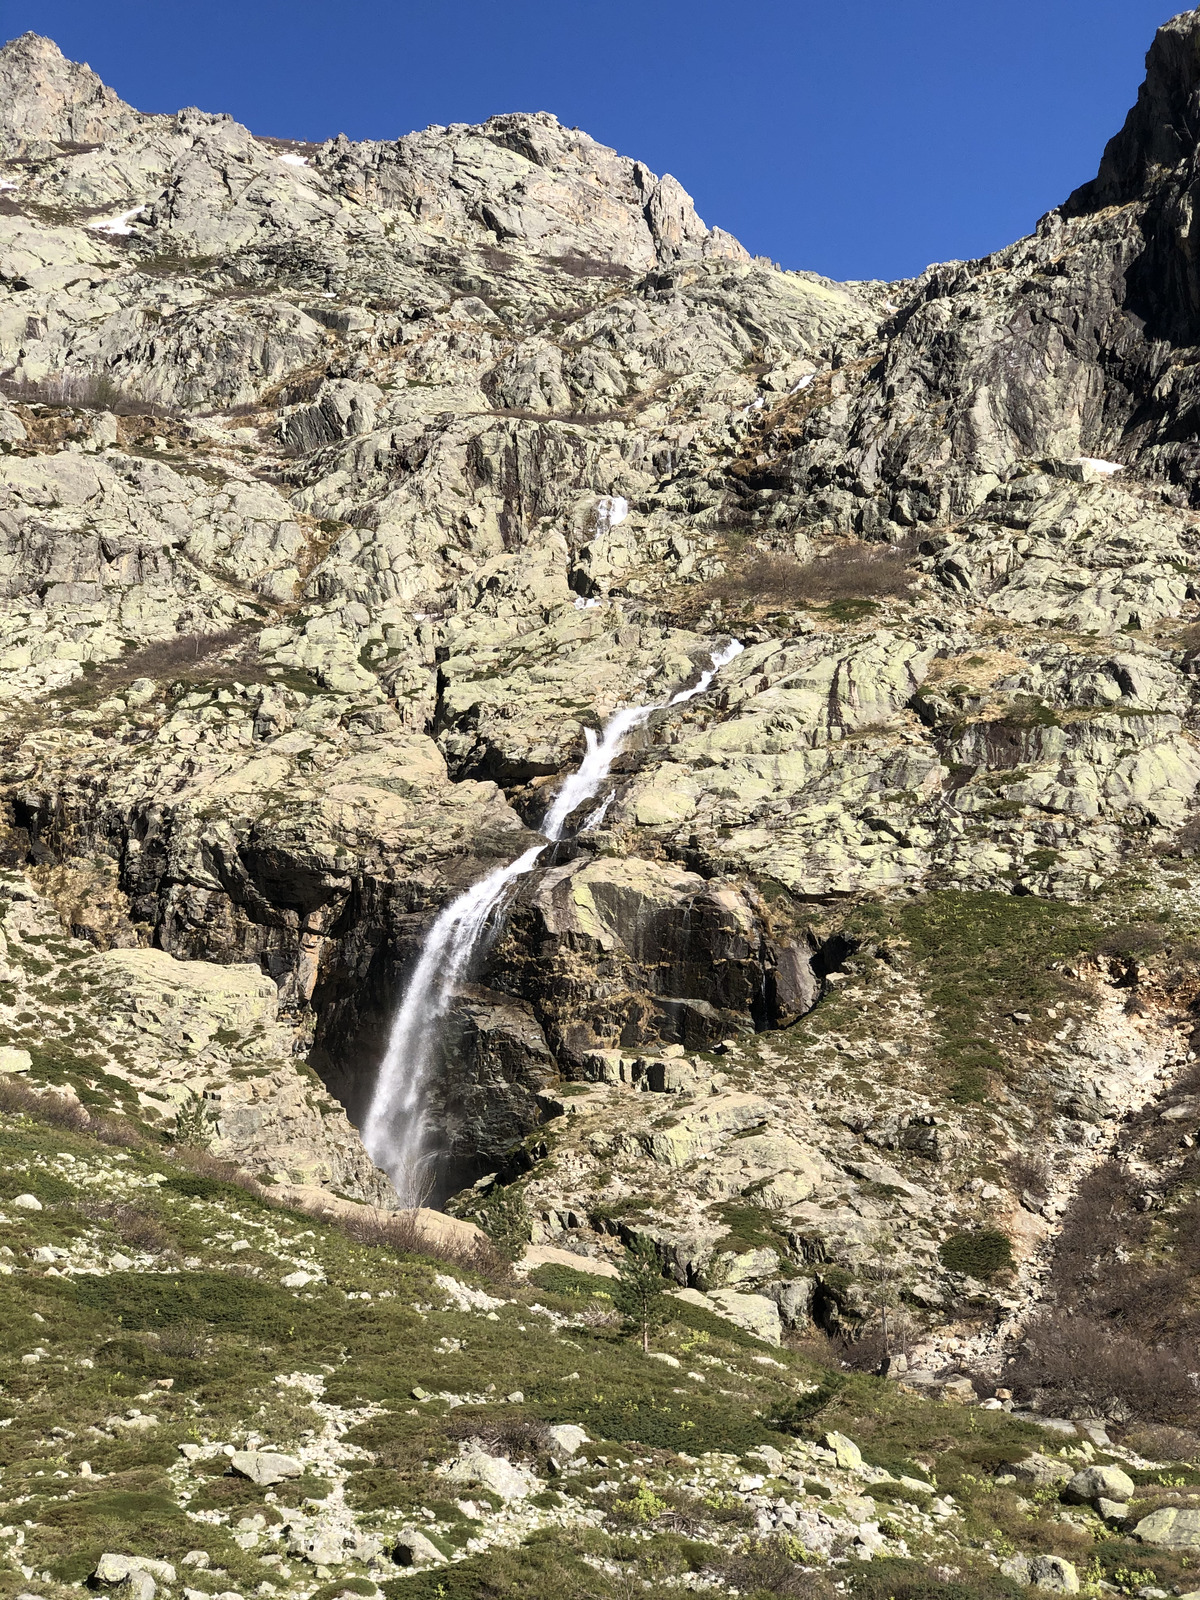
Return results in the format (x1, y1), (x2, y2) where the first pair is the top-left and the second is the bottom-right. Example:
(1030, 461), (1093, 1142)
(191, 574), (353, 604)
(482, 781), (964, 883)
(4, 0), (1175, 282)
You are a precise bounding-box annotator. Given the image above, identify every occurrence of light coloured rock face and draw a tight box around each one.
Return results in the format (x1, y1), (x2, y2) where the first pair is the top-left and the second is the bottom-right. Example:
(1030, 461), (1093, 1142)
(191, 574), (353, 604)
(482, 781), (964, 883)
(8, 17), (1200, 1369)
(1135, 1507), (1200, 1548)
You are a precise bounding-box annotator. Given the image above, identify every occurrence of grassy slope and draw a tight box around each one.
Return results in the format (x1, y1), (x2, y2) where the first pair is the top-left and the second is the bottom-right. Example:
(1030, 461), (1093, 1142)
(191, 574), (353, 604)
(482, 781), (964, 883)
(1, 1095), (1196, 1600)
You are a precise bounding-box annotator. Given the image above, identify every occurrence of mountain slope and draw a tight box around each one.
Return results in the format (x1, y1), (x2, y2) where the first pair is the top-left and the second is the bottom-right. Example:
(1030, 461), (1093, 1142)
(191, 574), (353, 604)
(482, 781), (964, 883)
(1, 15), (1200, 1513)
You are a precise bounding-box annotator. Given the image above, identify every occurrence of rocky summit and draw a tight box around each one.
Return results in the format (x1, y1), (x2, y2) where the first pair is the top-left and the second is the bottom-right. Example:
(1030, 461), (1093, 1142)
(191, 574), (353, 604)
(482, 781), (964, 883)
(11, 16), (1200, 1600)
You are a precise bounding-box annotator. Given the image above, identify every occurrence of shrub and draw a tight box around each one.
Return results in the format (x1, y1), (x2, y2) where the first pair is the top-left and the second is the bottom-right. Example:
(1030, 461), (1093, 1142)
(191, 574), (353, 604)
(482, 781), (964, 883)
(444, 1410), (552, 1462)
(774, 1371), (848, 1431)
(1007, 1311), (1200, 1425)
(1124, 1424), (1200, 1462)
(65, 1270), (300, 1337)
(1098, 925), (1167, 960)
(527, 1262), (614, 1299)
(707, 1536), (837, 1598)
(0, 1075), (89, 1131)
(471, 1182), (531, 1261)
(938, 1230), (1014, 1280)
(77, 1198), (175, 1255)
(173, 1090), (217, 1149)
(156, 1318), (206, 1359)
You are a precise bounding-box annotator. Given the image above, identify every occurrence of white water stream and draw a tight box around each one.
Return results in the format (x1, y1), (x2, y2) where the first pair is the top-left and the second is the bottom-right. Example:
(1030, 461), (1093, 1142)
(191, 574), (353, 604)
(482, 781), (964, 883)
(361, 639), (743, 1203)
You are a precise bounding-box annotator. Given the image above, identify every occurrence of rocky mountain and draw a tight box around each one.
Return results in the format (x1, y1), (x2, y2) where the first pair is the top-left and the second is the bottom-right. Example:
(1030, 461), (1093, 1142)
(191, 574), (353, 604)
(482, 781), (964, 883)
(4, 6), (1200, 1521)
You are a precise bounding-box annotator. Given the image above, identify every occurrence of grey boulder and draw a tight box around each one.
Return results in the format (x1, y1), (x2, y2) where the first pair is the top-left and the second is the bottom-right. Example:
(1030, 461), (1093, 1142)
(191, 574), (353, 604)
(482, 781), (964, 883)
(1062, 1464), (1135, 1505)
(229, 1449), (304, 1485)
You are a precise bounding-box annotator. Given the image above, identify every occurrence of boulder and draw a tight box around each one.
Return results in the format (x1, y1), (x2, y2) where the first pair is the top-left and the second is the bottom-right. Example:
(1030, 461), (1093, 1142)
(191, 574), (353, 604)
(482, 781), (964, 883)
(1062, 1464), (1135, 1505)
(95, 1557), (177, 1587)
(1007, 1453), (1074, 1488)
(11, 1193), (41, 1211)
(1135, 1507), (1200, 1547)
(229, 1450), (304, 1486)
(547, 1423), (590, 1456)
(439, 1440), (542, 1502)
(1097, 1497), (1130, 1524)
(392, 1528), (447, 1568)
(707, 1288), (783, 1346)
(0, 1046), (31, 1072)
(114, 1576), (155, 1600)
(824, 1431), (863, 1471)
(1029, 1555), (1079, 1593)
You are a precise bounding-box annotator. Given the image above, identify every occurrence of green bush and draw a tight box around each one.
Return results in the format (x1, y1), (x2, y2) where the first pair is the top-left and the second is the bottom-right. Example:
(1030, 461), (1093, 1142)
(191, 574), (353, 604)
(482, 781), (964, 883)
(774, 1372), (847, 1432)
(65, 1270), (302, 1336)
(527, 1263), (613, 1299)
(939, 1230), (1014, 1280)
(162, 1173), (239, 1200)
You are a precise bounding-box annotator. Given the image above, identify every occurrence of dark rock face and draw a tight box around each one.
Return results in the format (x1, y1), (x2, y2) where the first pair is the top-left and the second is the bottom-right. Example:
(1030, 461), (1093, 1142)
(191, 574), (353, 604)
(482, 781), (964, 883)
(1066, 9), (1200, 343)
(488, 855), (820, 1063)
(436, 985), (556, 1168)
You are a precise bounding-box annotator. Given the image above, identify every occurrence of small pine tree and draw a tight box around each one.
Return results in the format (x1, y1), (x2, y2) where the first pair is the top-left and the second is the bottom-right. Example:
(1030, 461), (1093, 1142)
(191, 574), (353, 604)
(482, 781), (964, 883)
(173, 1090), (217, 1149)
(478, 1184), (530, 1262)
(612, 1237), (670, 1354)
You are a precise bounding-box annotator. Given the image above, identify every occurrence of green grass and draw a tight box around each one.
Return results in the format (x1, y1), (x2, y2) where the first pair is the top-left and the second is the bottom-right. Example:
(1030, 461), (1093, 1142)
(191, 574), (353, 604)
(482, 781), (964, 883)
(2, 1080), (1195, 1600)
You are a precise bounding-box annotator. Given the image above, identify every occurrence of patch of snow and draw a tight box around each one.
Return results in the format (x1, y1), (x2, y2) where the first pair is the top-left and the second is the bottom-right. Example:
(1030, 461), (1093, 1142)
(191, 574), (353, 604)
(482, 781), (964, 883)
(573, 597), (600, 610)
(788, 373), (815, 395)
(883, 300), (899, 313)
(0, 180), (18, 193)
(278, 152), (309, 167)
(742, 395), (766, 415)
(1073, 456), (1125, 476)
(89, 206), (146, 236)
(595, 494), (628, 532)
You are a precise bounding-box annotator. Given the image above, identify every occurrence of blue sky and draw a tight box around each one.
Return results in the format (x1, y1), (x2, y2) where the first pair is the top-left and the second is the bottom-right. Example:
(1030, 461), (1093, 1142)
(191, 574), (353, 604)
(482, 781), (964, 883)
(4, 0), (1175, 282)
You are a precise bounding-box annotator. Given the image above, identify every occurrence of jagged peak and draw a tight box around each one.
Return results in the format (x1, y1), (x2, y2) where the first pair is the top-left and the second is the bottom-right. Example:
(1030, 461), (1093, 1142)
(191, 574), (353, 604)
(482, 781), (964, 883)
(1067, 7), (1200, 213)
(0, 30), (141, 156)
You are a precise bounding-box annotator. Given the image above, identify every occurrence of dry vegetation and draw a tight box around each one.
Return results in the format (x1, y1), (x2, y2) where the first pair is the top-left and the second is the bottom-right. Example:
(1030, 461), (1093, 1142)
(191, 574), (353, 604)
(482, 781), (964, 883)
(1006, 1153), (1200, 1424)
(703, 539), (916, 617)
(0, 368), (180, 418)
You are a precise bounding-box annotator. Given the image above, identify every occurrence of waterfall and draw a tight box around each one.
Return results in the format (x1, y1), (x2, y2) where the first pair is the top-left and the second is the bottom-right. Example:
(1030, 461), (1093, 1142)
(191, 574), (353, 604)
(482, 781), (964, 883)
(540, 639), (743, 840)
(360, 844), (544, 1204)
(361, 638), (743, 1203)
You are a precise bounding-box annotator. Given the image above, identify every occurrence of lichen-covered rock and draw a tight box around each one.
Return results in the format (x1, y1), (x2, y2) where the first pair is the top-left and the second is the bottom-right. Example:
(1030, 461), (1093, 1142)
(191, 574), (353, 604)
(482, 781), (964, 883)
(438, 1440), (542, 1502)
(1135, 1507), (1200, 1548)
(1029, 1556), (1079, 1593)
(1063, 1465), (1135, 1505)
(229, 1450), (304, 1486)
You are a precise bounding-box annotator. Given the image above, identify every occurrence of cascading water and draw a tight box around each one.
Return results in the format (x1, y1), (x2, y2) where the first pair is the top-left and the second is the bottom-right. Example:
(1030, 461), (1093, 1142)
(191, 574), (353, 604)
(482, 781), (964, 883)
(361, 638), (744, 1203)
(359, 844), (544, 1205)
(541, 638), (744, 839)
